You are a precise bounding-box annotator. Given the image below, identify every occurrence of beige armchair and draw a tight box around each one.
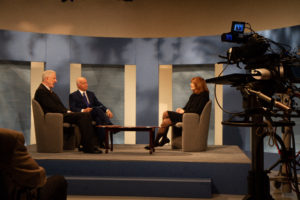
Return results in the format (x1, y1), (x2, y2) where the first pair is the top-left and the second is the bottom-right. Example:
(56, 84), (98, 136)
(32, 99), (81, 153)
(171, 100), (212, 152)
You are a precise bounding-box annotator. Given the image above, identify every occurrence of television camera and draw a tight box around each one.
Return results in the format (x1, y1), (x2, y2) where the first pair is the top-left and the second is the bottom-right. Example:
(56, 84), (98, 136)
(207, 21), (300, 200)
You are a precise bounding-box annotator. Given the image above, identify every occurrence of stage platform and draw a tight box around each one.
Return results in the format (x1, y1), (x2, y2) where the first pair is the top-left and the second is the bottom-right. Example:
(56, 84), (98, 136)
(29, 144), (251, 198)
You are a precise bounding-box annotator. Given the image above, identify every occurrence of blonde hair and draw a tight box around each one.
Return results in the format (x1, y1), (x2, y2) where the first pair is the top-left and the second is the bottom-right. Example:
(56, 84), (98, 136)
(191, 76), (209, 94)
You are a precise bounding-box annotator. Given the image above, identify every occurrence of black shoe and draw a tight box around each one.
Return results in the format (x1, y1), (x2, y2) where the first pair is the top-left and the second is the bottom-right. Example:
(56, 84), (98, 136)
(144, 145), (150, 150)
(158, 137), (170, 146)
(83, 146), (103, 154)
(83, 149), (103, 154)
(144, 142), (159, 150)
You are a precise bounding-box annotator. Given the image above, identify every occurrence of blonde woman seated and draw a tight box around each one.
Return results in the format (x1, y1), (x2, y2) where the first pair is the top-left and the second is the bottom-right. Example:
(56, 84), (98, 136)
(145, 76), (209, 150)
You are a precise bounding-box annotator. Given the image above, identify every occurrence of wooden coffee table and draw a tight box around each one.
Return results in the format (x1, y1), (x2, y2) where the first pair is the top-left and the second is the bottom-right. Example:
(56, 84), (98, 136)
(97, 125), (158, 154)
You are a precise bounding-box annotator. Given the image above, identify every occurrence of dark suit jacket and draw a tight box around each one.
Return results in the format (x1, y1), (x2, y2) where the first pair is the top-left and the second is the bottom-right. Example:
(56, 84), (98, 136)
(69, 90), (107, 113)
(0, 128), (46, 199)
(34, 84), (67, 114)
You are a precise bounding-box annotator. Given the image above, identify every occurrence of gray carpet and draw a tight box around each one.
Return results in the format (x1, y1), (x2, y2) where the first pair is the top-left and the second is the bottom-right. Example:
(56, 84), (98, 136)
(28, 144), (251, 164)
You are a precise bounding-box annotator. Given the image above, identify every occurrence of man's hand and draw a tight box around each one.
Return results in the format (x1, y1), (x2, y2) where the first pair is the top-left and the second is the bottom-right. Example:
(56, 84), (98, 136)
(82, 108), (93, 112)
(106, 109), (114, 118)
(176, 108), (184, 114)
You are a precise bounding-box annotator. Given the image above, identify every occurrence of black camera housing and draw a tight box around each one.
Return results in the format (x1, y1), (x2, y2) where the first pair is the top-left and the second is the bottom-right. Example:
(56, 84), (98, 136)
(219, 21), (300, 85)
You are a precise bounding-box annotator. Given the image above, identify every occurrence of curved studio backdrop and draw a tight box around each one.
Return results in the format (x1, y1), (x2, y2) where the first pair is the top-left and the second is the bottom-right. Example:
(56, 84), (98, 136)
(0, 25), (299, 152)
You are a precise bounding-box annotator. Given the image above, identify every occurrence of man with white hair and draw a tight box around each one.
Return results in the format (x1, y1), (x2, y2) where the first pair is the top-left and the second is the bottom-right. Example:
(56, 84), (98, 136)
(34, 70), (102, 154)
(69, 77), (115, 147)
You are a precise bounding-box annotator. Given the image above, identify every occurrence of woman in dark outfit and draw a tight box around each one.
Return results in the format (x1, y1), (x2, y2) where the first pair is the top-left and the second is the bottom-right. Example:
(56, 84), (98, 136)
(146, 76), (209, 149)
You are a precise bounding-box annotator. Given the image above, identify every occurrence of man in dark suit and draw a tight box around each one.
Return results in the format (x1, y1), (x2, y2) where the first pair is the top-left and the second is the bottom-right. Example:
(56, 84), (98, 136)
(34, 70), (102, 154)
(69, 77), (114, 146)
(0, 128), (67, 200)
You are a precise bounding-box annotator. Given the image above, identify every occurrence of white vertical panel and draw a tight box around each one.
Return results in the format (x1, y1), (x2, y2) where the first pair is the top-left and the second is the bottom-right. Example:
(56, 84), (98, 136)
(214, 64), (223, 145)
(70, 63), (82, 93)
(159, 65), (172, 139)
(30, 62), (44, 144)
(124, 65), (136, 144)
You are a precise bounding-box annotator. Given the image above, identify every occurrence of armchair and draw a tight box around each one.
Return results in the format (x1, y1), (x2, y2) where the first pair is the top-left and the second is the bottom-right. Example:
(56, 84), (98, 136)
(171, 100), (212, 152)
(32, 99), (80, 153)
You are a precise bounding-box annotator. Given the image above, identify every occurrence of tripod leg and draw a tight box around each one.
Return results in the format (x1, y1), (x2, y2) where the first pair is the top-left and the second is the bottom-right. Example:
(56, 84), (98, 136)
(281, 126), (292, 193)
(267, 159), (282, 172)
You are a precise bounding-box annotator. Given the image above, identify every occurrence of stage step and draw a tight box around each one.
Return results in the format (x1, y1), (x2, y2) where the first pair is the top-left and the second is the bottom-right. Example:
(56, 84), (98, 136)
(37, 159), (249, 196)
(34, 145), (250, 197)
(66, 176), (212, 198)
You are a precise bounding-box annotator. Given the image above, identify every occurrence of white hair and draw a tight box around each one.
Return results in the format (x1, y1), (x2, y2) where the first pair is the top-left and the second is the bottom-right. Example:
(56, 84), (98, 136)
(42, 70), (56, 81)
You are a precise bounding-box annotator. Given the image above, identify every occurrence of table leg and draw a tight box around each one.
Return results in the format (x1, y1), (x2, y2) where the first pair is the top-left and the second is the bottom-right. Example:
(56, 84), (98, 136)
(105, 129), (109, 154)
(149, 128), (155, 154)
(110, 131), (113, 152)
(152, 128), (156, 152)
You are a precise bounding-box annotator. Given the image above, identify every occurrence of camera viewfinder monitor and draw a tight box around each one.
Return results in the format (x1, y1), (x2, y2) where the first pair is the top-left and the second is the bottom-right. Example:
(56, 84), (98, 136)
(231, 21), (245, 33)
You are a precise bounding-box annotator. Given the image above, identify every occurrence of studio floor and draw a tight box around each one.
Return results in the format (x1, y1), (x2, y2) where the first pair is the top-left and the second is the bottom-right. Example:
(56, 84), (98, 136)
(28, 144), (298, 199)
(29, 144), (250, 164)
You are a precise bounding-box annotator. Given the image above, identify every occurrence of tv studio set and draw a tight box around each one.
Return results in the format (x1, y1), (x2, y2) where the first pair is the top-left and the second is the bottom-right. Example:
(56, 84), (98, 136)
(0, 0), (299, 199)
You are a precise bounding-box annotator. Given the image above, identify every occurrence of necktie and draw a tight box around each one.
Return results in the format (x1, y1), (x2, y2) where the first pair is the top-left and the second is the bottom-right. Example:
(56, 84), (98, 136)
(83, 92), (90, 107)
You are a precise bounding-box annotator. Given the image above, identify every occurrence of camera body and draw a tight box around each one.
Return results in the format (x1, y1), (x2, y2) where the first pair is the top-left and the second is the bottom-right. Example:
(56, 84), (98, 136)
(220, 22), (300, 95)
(205, 22), (300, 114)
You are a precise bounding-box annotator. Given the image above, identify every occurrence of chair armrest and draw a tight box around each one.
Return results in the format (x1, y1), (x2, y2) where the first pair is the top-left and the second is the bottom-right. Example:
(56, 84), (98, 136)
(44, 113), (64, 134)
(45, 113), (64, 124)
(182, 113), (200, 148)
(44, 113), (64, 137)
(42, 113), (64, 152)
(182, 113), (200, 125)
(182, 113), (200, 139)
(174, 113), (199, 128)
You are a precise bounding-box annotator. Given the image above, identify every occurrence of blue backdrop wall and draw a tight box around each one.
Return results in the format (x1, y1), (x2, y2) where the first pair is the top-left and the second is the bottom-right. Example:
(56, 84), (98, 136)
(0, 25), (299, 147)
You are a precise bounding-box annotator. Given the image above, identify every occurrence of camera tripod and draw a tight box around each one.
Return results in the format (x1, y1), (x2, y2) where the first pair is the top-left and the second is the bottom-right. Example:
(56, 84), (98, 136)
(223, 92), (299, 200)
(267, 92), (300, 199)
